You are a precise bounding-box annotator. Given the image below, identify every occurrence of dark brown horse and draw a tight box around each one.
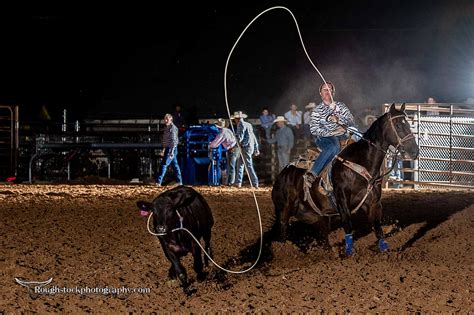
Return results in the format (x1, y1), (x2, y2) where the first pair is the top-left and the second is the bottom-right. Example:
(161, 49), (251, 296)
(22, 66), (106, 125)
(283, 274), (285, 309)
(272, 103), (418, 255)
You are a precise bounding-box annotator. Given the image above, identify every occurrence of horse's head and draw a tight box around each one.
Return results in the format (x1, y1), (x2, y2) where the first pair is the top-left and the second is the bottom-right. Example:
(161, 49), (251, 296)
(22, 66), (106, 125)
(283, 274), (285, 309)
(384, 103), (419, 159)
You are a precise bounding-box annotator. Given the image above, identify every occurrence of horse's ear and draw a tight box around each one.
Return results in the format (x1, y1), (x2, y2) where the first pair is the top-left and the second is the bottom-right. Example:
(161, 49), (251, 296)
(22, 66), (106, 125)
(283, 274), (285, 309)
(400, 103), (406, 112)
(389, 103), (396, 114)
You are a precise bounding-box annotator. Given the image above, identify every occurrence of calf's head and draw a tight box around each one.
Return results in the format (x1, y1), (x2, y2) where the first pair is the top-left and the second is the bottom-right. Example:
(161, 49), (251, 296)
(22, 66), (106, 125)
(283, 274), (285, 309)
(137, 188), (196, 235)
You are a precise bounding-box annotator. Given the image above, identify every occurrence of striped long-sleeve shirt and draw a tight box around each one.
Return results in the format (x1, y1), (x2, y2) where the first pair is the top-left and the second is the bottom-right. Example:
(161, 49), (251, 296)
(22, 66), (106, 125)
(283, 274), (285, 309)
(309, 101), (355, 137)
(162, 123), (179, 149)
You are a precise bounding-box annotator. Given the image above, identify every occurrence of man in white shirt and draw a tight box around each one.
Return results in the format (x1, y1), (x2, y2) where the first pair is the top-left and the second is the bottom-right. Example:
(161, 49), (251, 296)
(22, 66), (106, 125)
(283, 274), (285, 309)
(284, 104), (302, 138)
(284, 104), (302, 128)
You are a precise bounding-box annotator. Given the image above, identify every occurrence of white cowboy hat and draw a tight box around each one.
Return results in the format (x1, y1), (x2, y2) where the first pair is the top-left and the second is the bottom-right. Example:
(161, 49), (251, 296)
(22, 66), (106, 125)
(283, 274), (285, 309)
(305, 102), (316, 109)
(215, 118), (226, 128)
(364, 114), (377, 126)
(273, 116), (287, 124)
(232, 111), (248, 119)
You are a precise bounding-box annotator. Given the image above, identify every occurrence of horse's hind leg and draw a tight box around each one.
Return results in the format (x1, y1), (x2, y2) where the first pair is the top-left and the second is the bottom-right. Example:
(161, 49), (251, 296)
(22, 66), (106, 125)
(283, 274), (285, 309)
(272, 181), (292, 242)
(370, 202), (388, 252)
(274, 201), (291, 242)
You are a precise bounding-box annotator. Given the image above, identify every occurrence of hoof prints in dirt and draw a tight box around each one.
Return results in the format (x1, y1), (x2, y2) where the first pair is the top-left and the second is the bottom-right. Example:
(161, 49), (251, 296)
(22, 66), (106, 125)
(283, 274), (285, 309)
(1, 186), (474, 312)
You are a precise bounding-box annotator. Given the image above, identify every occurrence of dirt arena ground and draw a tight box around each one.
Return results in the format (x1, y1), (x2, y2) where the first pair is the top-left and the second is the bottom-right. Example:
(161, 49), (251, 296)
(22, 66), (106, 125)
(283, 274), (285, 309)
(1, 184), (473, 312)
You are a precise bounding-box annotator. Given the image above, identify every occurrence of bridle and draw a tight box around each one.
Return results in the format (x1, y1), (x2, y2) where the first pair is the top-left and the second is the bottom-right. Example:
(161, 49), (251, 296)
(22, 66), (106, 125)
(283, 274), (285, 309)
(386, 112), (415, 152)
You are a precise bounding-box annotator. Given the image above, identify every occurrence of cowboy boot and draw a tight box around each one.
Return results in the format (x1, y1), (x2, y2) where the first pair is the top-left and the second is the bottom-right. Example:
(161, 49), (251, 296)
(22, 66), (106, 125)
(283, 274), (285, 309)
(318, 179), (329, 196)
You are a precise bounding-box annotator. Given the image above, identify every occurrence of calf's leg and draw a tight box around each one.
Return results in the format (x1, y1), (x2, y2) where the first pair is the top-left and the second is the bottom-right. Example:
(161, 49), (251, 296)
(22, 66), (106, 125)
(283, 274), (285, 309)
(191, 241), (207, 281)
(161, 244), (188, 290)
(202, 229), (212, 267)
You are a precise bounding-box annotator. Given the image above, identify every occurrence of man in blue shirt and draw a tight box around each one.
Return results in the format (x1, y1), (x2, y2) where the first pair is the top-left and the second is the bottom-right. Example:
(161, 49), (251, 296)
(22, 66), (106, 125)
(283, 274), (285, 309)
(259, 107), (275, 139)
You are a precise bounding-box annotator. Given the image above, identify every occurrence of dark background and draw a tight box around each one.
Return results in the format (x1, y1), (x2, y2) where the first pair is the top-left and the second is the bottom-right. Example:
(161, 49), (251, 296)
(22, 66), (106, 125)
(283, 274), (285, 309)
(0, 1), (473, 123)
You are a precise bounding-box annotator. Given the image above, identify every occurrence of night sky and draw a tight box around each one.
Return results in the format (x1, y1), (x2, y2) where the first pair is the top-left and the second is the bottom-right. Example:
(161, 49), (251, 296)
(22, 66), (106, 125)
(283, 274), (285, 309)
(1, 1), (473, 123)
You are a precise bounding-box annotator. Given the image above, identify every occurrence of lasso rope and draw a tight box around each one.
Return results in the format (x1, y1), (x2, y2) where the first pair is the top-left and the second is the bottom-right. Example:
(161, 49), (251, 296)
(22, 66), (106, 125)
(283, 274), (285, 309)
(147, 6), (334, 274)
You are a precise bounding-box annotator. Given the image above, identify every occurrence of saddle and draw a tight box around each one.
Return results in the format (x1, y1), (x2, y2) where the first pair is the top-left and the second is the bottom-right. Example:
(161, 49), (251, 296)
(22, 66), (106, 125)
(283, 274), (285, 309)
(290, 147), (332, 194)
(291, 136), (375, 217)
(291, 136), (354, 195)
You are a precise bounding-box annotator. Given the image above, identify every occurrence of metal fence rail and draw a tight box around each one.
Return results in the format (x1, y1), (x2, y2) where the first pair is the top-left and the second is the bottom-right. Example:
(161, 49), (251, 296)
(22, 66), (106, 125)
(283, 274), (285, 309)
(0, 105), (19, 179)
(384, 103), (474, 189)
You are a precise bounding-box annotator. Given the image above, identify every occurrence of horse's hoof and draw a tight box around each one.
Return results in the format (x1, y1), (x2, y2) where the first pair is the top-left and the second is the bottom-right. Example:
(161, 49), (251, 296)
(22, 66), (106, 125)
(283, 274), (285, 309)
(345, 247), (354, 257)
(344, 234), (354, 257)
(378, 239), (389, 252)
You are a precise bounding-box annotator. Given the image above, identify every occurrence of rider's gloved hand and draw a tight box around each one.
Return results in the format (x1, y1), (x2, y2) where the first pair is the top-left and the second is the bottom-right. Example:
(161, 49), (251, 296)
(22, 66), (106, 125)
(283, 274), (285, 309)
(327, 114), (339, 123)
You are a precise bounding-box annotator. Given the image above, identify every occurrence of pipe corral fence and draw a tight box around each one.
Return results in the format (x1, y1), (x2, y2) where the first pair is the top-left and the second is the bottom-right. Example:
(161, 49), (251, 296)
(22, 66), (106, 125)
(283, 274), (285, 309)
(5, 104), (473, 190)
(383, 103), (474, 189)
(0, 105), (19, 179)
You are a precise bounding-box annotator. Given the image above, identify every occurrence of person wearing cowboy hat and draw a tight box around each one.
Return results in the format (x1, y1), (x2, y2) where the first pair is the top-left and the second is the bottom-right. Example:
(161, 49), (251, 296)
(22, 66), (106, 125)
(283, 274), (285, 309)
(265, 116), (294, 171)
(364, 114), (377, 128)
(304, 81), (356, 190)
(233, 111), (259, 188)
(209, 118), (239, 186)
(303, 102), (316, 139)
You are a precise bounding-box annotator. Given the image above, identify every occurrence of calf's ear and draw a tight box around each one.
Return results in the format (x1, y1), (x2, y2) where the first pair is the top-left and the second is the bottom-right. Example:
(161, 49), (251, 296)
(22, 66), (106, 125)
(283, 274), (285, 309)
(136, 201), (153, 212)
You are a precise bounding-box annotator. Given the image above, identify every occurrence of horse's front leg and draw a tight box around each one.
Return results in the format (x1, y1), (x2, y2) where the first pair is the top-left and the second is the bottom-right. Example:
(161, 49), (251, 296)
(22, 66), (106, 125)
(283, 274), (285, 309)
(333, 191), (354, 257)
(371, 201), (389, 252)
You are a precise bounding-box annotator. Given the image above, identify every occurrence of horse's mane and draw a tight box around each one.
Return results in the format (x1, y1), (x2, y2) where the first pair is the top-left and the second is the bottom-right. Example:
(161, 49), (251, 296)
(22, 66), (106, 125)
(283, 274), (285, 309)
(361, 112), (389, 143)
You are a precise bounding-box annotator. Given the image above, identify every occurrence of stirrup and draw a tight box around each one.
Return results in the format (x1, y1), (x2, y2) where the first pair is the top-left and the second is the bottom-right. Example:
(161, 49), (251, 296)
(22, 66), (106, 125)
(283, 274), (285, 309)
(318, 179), (328, 195)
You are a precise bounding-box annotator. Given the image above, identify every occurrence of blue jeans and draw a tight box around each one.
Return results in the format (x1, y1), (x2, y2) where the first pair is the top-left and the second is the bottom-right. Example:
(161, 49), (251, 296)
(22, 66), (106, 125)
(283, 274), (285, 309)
(310, 135), (345, 175)
(156, 147), (182, 185)
(226, 146), (240, 185)
(277, 146), (291, 171)
(388, 159), (403, 179)
(236, 147), (259, 187)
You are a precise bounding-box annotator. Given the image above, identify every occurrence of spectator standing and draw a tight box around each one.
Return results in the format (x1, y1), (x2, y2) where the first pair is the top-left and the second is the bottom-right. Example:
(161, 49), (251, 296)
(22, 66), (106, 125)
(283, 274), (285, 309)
(284, 104), (302, 133)
(259, 107), (275, 139)
(265, 116), (294, 171)
(303, 102), (316, 139)
(172, 104), (187, 128)
(426, 97), (439, 116)
(155, 113), (182, 186)
(233, 111), (259, 188)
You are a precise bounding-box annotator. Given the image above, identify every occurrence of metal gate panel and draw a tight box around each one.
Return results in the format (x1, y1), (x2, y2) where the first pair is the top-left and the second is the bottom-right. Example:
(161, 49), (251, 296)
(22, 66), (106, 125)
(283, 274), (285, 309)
(384, 103), (474, 188)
